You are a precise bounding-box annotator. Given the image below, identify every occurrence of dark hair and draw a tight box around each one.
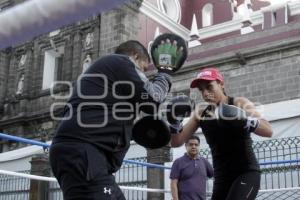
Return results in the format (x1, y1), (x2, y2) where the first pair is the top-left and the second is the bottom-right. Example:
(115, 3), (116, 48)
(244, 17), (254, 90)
(115, 40), (150, 62)
(185, 135), (200, 145)
(215, 80), (227, 95)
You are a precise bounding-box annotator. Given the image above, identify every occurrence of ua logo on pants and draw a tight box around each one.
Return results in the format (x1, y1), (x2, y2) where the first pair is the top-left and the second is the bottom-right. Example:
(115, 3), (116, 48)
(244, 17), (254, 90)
(104, 187), (112, 195)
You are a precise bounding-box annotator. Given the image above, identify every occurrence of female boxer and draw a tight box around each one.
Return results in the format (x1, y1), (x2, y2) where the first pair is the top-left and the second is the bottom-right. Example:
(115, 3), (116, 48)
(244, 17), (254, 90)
(169, 67), (273, 200)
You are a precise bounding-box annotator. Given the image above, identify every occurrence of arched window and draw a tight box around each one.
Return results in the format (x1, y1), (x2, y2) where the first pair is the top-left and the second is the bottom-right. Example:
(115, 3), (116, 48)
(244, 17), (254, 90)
(202, 3), (213, 27)
(158, 0), (181, 23)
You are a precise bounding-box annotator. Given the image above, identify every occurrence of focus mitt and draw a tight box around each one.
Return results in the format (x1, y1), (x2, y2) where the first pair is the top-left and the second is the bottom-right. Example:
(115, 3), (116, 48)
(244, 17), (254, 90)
(151, 33), (188, 74)
(132, 115), (171, 149)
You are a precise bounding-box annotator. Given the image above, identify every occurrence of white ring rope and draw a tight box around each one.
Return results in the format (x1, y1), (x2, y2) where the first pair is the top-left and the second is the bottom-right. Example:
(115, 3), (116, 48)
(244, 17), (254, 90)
(0, 169), (56, 182)
(259, 187), (300, 193)
(0, 0), (129, 49)
(119, 186), (170, 193)
(0, 169), (300, 194)
(0, 169), (169, 193)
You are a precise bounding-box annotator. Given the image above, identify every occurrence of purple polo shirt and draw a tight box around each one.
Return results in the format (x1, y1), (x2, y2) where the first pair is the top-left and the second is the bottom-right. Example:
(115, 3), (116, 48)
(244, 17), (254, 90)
(170, 154), (213, 200)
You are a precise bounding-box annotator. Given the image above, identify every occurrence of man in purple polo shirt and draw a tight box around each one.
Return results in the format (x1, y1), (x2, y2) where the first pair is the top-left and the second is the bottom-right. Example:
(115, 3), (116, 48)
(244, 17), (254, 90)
(170, 135), (213, 200)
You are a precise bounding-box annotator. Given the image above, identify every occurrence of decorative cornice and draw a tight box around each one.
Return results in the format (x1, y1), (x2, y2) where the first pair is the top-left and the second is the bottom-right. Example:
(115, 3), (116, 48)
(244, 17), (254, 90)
(261, 4), (286, 13)
(0, 108), (61, 127)
(198, 18), (243, 40)
(289, 0), (300, 15)
(183, 29), (300, 73)
(140, 0), (300, 41)
(140, 1), (189, 40)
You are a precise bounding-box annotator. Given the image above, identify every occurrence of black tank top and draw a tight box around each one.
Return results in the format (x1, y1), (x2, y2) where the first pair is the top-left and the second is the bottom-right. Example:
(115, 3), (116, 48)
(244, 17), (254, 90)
(199, 97), (260, 179)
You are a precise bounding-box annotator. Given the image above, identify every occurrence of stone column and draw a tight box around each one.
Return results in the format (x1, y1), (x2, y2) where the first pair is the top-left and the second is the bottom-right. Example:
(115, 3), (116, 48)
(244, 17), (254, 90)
(29, 154), (50, 200)
(147, 146), (172, 200)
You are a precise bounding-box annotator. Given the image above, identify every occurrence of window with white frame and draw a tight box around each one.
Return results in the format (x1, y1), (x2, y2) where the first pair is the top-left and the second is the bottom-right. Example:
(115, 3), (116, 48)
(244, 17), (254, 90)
(158, 0), (181, 23)
(42, 47), (64, 90)
(202, 3), (213, 27)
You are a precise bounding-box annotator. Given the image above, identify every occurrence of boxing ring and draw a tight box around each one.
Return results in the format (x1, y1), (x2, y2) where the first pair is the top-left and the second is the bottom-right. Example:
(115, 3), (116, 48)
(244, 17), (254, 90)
(0, 0), (300, 199)
(0, 132), (300, 200)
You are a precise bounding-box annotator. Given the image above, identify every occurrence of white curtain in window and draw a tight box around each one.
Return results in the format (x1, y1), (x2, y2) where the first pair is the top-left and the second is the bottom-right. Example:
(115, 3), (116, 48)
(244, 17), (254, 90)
(42, 48), (63, 90)
(42, 51), (56, 90)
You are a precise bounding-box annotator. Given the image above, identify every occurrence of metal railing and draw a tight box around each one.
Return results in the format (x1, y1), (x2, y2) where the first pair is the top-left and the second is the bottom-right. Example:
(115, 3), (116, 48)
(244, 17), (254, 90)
(201, 136), (300, 199)
(116, 157), (148, 200)
(0, 170), (30, 200)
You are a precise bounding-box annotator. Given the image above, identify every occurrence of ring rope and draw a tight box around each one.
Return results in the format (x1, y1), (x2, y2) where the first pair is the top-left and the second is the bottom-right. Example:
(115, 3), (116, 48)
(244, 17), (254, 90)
(0, 132), (171, 170)
(0, 169), (169, 193)
(1, 132), (300, 168)
(1, 169), (299, 194)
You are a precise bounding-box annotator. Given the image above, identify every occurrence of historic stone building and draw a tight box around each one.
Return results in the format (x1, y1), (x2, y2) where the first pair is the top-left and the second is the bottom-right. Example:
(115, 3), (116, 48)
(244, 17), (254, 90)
(0, 0), (299, 199)
(0, 0), (145, 152)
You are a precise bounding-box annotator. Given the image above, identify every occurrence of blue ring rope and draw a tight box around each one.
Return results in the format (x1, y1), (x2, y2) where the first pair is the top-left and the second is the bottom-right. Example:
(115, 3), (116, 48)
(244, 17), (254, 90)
(1, 132), (299, 169)
(0, 133), (170, 170)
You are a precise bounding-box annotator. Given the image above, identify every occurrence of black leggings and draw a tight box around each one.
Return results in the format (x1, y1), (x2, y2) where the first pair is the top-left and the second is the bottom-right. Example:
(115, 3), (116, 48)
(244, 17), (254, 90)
(211, 171), (261, 200)
(50, 142), (125, 200)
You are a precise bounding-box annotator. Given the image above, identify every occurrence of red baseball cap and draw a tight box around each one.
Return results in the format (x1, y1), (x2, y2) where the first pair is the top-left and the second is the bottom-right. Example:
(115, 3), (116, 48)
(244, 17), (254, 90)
(190, 68), (224, 88)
